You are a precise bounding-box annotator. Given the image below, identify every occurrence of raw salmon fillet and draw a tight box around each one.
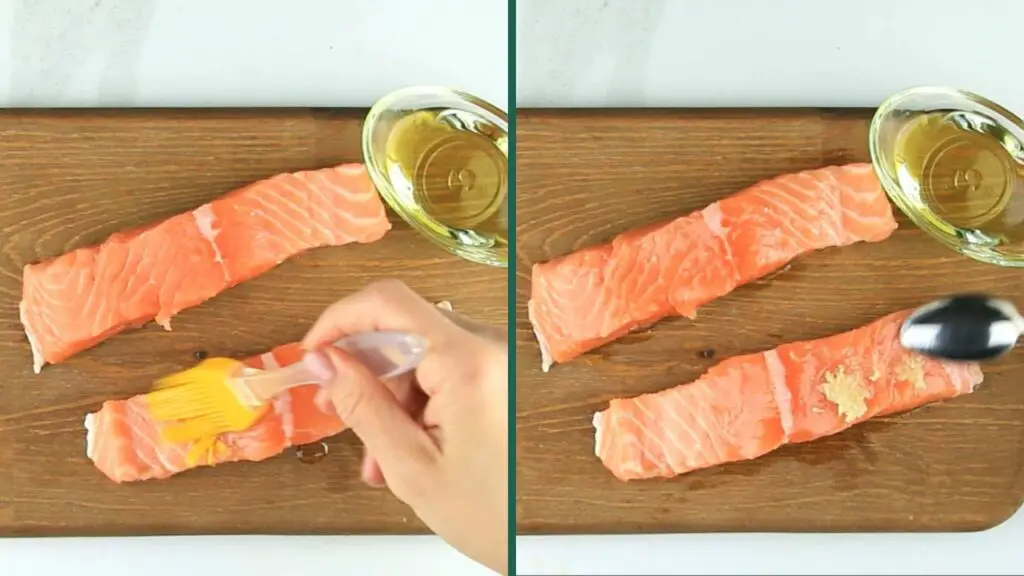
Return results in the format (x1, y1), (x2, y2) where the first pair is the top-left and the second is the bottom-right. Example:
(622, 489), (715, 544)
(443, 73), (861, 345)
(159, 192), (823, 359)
(593, 309), (984, 481)
(21, 163), (390, 373)
(528, 163), (898, 371)
(85, 342), (344, 483)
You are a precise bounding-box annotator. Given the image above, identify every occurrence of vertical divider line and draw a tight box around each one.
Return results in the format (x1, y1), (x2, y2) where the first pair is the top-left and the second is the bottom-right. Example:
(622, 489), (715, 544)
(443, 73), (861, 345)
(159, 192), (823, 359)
(506, 0), (518, 574)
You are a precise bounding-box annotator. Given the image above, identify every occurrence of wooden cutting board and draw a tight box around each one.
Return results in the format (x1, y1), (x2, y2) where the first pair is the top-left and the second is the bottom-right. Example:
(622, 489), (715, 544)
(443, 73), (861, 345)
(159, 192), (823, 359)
(515, 108), (1024, 534)
(0, 109), (506, 536)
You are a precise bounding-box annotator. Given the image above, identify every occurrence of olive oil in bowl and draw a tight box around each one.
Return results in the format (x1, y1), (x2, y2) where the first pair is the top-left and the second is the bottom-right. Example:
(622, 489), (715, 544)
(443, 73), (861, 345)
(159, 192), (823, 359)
(870, 86), (1024, 267)
(362, 87), (508, 268)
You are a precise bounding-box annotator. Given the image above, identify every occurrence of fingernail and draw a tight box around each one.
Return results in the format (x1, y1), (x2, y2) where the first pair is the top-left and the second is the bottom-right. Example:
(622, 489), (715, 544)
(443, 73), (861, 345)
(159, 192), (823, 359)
(302, 350), (335, 382)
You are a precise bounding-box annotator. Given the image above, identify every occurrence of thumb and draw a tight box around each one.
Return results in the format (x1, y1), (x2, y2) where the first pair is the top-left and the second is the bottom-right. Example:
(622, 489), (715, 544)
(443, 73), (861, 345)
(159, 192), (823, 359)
(302, 347), (439, 490)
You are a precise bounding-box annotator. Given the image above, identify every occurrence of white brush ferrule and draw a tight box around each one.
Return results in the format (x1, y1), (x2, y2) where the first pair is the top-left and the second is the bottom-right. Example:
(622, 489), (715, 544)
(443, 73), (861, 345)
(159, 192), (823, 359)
(234, 363), (317, 405)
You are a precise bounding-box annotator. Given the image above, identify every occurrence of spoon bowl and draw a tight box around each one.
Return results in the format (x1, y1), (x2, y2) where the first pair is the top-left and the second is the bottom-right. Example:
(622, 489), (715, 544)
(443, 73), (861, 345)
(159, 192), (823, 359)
(900, 293), (1023, 361)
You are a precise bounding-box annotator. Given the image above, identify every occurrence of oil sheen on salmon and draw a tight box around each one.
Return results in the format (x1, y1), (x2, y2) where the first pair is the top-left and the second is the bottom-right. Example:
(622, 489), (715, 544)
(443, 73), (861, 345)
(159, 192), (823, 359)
(892, 110), (1024, 249)
(380, 108), (508, 250)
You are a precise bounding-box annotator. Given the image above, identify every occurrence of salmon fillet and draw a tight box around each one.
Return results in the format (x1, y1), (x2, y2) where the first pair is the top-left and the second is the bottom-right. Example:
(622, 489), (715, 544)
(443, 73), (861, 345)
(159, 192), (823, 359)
(528, 163), (898, 371)
(85, 301), (453, 483)
(593, 309), (984, 481)
(85, 342), (344, 483)
(21, 163), (390, 373)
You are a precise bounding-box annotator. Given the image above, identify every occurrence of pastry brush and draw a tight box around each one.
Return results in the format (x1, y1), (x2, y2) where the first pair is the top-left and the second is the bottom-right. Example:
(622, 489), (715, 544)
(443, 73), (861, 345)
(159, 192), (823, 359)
(144, 330), (427, 444)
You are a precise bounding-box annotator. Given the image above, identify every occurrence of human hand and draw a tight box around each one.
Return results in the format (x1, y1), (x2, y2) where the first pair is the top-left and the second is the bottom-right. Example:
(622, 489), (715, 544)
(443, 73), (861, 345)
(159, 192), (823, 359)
(300, 279), (508, 575)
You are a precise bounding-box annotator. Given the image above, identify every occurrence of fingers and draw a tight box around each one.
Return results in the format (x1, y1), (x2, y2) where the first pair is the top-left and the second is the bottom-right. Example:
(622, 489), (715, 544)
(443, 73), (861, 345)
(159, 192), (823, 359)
(422, 398), (443, 428)
(313, 387), (333, 414)
(302, 279), (461, 352)
(360, 372), (425, 488)
(303, 347), (439, 502)
(364, 400), (435, 487)
(312, 369), (420, 426)
(361, 448), (385, 487)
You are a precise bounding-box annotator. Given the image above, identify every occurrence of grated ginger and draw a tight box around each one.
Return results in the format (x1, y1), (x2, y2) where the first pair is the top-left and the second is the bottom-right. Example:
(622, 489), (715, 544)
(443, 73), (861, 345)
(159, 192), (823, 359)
(820, 365), (870, 423)
(898, 354), (927, 390)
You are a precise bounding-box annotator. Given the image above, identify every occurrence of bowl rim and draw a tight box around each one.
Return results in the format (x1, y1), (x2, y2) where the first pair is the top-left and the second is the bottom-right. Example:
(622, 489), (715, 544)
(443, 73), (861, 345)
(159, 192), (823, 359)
(360, 85), (509, 268)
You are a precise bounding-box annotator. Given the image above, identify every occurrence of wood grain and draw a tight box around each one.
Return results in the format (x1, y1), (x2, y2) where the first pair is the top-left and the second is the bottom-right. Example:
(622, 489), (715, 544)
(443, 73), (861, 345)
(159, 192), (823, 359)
(0, 109), (506, 536)
(515, 108), (1024, 534)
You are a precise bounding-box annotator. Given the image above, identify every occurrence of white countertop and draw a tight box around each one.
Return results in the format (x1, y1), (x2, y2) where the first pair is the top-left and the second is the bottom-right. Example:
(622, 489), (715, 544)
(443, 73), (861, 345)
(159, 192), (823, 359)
(0, 0), (508, 111)
(515, 0), (1024, 114)
(2, 0), (1022, 575)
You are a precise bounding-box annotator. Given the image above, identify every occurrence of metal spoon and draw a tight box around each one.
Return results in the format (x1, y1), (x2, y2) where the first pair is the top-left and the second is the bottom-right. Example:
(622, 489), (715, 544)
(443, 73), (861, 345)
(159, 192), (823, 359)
(899, 294), (1024, 362)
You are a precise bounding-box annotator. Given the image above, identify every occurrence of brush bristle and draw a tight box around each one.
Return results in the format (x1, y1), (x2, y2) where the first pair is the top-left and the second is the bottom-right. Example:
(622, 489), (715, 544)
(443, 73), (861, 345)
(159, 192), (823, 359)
(152, 358), (237, 389)
(145, 357), (267, 442)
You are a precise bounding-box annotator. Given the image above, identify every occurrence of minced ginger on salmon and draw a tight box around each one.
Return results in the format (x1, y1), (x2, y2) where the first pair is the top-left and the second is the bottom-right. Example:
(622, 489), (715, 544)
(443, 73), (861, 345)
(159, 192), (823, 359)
(592, 309), (984, 482)
(528, 163), (898, 372)
(21, 163), (391, 373)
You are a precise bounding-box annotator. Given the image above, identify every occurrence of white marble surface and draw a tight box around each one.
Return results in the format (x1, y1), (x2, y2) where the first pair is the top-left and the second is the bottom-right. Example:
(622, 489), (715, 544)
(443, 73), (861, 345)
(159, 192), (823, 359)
(0, 0), (508, 110)
(516, 0), (1022, 574)
(516, 0), (1024, 114)
(0, 1), (505, 576)
(517, 514), (1024, 575)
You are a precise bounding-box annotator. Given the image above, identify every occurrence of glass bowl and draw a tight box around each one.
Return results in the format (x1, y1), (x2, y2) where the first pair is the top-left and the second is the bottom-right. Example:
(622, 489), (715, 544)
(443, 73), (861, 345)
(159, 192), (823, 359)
(868, 86), (1024, 267)
(362, 86), (509, 268)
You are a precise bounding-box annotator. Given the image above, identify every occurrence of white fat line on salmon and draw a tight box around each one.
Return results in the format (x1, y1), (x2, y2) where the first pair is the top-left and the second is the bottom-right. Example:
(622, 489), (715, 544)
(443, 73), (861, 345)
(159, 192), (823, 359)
(819, 169), (847, 244)
(336, 165), (366, 176)
(593, 411), (633, 477)
(84, 412), (96, 460)
(116, 403), (179, 475)
(700, 202), (727, 237)
(762, 350), (794, 440)
(700, 201), (740, 274)
(147, 422), (180, 475)
(192, 204), (231, 284)
(20, 299), (45, 374)
(527, 300), (553, 372)
(616, 406), (668, 477)
(593, 409), (656, 478)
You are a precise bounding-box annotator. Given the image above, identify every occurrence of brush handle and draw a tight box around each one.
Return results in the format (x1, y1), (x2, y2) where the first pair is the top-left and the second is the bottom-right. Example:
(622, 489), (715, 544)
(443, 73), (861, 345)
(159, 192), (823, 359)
(238, 331), (428, 402)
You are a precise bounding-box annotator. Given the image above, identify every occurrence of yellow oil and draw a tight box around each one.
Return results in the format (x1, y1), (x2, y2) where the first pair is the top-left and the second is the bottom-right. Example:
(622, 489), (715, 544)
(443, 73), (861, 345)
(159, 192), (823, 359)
(893, 110), (1024, 246)
(382, 108), (508, 249)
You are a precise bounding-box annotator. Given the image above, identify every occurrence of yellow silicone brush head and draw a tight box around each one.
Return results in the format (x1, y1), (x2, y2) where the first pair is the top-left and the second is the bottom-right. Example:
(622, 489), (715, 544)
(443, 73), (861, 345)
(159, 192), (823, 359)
(145, 357), (270, 444)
